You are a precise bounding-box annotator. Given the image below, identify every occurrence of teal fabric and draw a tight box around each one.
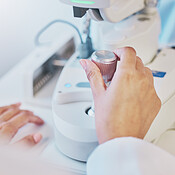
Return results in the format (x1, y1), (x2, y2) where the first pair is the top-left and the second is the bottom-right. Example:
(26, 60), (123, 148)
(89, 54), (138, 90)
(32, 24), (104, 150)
(158, 0), (175, 45)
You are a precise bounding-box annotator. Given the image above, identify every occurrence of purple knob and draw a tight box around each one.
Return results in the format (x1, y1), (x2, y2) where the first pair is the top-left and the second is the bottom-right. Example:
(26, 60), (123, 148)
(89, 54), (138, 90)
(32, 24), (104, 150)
(91, 50), (118, 83)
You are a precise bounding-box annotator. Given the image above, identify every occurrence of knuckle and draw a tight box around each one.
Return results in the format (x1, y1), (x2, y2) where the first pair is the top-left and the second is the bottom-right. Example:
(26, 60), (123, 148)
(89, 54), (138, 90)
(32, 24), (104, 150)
(145, 67), (152, 75)
(139, 76), (149, 90)
(125, 47), (136, 54)
(20, 110), (27, 113)
(120, 69), (135, 81)
(152, 93), (162, 112)
(157, 96), (162, 108)
(20, 110), (29, 116)
(20, 136), (36, 146)
(26, 136), (35, 144)
(124, 69), (135, 77)
(138, 70), (146, 78)
(4, 122), (13, 129)
(86, 70), (99, 81)
(145, 67), (154, 82)
(136, 56), (143, 64)
(2, 123), (16, 135)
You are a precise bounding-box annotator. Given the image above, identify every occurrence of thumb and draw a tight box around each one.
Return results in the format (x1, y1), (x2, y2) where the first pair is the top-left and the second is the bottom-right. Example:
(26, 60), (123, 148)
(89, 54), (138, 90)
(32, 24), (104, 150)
(80, 59), (106, 99)
(15, 133), (42, 147)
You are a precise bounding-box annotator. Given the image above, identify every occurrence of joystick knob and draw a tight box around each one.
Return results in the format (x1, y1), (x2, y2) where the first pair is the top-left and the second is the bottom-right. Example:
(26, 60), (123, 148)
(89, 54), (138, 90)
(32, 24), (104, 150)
(91, 50), (118, 84)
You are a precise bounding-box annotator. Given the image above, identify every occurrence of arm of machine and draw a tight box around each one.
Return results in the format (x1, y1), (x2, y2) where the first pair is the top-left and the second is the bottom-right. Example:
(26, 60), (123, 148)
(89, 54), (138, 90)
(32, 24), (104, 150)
(60, 0), (158, 23)
(60, 0), (160, 65)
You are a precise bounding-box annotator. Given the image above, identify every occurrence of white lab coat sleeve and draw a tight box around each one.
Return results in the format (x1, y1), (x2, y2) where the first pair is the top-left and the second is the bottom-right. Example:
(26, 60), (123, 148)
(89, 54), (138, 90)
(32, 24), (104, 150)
(87, 137), (175, 175)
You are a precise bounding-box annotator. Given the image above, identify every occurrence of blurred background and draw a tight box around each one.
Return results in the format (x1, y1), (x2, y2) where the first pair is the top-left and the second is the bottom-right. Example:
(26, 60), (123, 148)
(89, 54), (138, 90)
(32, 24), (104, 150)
(0, 0), (174, 77)
(0, 0), (82, 77)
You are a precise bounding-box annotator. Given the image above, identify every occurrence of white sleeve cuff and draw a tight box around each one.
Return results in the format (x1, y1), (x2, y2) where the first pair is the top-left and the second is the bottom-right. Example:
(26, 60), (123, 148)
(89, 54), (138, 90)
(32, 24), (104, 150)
(87, 137), (175, 175)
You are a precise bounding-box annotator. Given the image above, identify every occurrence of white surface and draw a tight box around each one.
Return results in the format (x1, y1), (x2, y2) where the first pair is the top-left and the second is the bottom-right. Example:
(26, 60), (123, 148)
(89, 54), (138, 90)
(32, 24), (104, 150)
(148, 49), (175, 104)
(144, 48), (175, 146)
(154, 122), (175, 155)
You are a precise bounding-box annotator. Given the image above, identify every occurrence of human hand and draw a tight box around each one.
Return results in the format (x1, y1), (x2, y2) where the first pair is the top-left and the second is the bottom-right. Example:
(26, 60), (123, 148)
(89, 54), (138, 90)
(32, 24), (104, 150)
(0, 103), (44, 146)
(80, 47), (161, 144)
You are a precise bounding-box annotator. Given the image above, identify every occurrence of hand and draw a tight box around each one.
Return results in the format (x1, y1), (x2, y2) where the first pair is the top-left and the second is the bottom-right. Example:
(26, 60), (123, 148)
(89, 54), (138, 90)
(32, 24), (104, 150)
(80, 47), (161, 144)
(0, 103), (44, 146)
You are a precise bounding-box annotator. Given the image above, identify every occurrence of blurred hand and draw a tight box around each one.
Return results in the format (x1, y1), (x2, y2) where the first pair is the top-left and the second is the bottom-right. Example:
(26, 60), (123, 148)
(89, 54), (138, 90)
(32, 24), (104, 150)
(80, 47), (161, 144)
(0, 103), (44, 146)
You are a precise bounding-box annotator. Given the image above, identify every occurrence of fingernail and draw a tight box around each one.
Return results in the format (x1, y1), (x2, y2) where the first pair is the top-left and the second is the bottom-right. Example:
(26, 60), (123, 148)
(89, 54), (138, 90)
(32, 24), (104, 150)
(80, 59), (87, 70)
(33, 133), (42, 143)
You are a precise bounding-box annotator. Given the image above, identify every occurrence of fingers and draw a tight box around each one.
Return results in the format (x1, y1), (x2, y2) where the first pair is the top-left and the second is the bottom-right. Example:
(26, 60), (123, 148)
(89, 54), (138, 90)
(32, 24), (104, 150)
(80, 59), (106, 98)
(145, 67), (154, 86)
(136, 57), (144, 71)
(0, 111), (44, 140)
(135, 57), (154, 86)
(16, 133), (42, 146)
(0, 108), (20, 123)
(9, 111), (44, 129)
(114, 47), (137, 69)
(0, 103), (21, 115)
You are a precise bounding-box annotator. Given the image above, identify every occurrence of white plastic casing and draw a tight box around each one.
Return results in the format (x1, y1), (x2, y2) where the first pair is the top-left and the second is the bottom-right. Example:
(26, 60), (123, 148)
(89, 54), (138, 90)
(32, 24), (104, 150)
(100, 0), (145, 23)
(145, 48), (175, 143)
(52, 53), (98, 162)
(22, 34), (75, 107)
(99, 11), (161, 64)
(61, 0), (145, 23)
(60, 0), (110, 8)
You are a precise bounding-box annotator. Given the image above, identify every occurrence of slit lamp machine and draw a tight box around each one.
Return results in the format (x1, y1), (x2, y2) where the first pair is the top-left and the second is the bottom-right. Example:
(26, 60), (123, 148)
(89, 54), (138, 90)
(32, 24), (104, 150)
(23, 0), (175, 162)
